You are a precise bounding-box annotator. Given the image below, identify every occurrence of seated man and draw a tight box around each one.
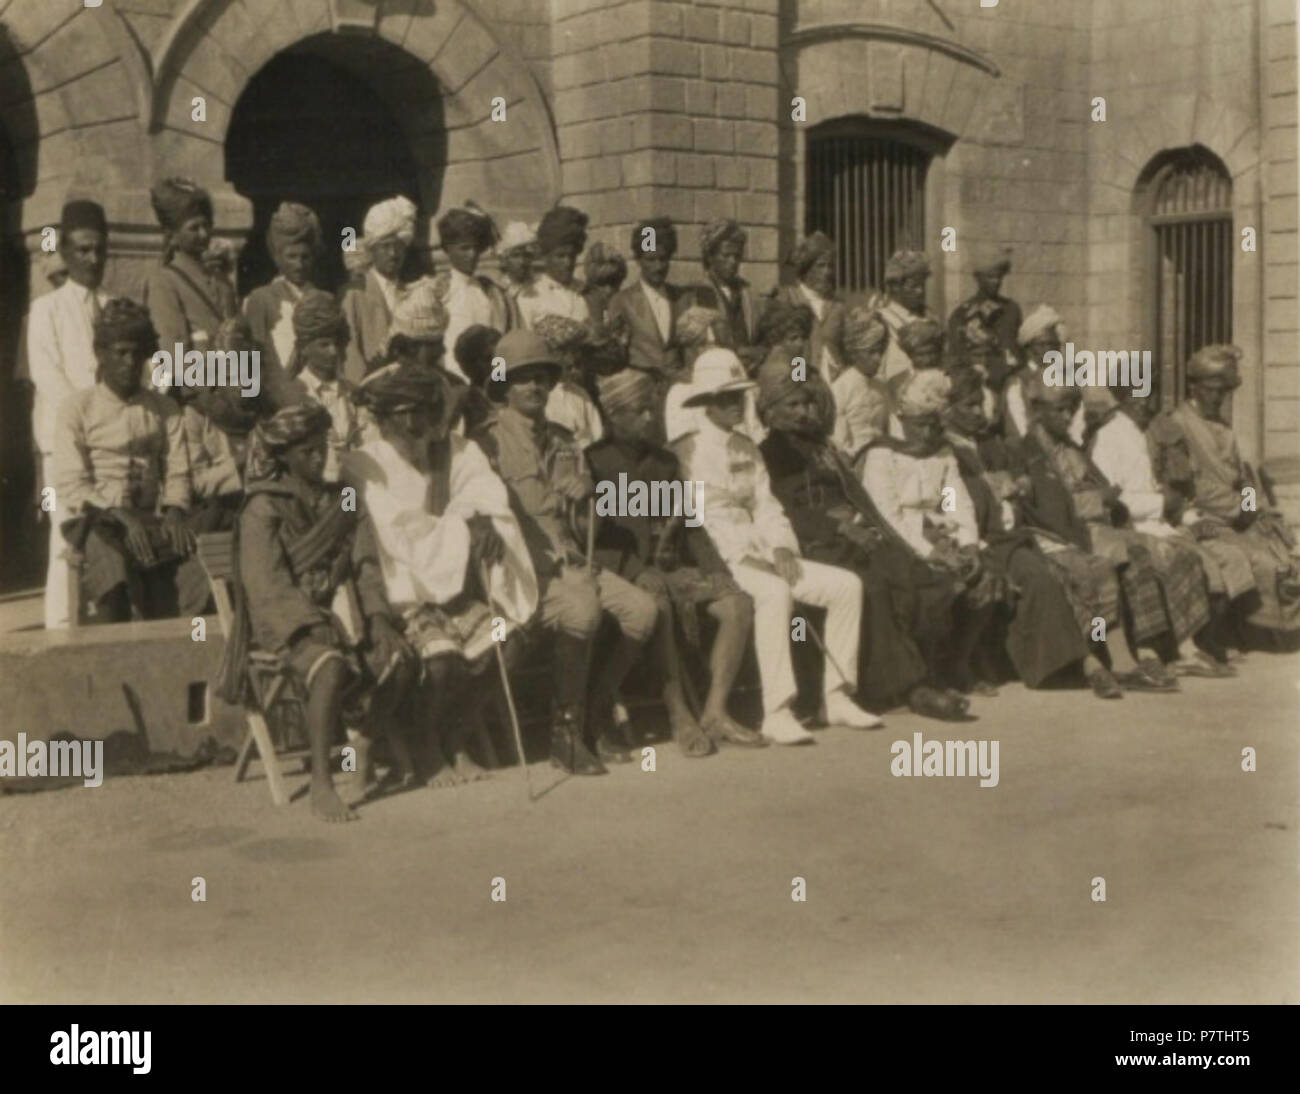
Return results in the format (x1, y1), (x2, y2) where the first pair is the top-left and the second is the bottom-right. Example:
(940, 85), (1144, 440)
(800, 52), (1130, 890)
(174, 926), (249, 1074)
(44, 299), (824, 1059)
(220, 403), (417, 822)
(588, 369), (762, 757)
(532, 314), (604, 450)
(1086, 382), (1245, 674)
(471, 329), (659, 774)
(53, 298), (200, 623)
(673, 348), (880, 745)
(346, 365), (537, 788)
(756, 362), (970, 720)
(1018, 375), (1216, 687)
(860, 371), (1003, 698)
(1149, 344), (1300, 641)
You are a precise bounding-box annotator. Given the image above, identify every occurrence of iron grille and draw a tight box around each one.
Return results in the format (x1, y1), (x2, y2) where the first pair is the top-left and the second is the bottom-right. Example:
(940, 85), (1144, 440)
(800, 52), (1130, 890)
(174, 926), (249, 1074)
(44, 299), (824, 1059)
(805, 134), (929, 294)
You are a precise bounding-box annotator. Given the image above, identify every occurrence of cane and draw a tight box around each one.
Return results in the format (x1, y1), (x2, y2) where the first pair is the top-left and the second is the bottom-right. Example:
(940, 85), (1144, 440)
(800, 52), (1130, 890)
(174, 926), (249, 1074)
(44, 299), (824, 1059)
(479, 560), (533, 801)
(805, 616), (853, 698)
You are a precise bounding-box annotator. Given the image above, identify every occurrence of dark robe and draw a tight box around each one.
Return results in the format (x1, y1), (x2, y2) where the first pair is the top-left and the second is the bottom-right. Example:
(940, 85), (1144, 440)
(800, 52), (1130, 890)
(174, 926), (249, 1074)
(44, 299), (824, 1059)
(759, 427), (955, 706)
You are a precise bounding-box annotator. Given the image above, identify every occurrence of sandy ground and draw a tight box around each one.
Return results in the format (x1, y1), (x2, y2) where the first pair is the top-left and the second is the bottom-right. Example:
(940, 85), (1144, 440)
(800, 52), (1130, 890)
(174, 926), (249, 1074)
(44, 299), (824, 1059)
(2, 650), (1297, 1004)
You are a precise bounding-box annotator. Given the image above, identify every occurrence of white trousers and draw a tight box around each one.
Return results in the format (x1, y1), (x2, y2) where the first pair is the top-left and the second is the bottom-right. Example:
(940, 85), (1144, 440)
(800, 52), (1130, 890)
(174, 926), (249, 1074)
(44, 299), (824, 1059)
(41, 454), (70, 630)
(733, 558), (862, 715)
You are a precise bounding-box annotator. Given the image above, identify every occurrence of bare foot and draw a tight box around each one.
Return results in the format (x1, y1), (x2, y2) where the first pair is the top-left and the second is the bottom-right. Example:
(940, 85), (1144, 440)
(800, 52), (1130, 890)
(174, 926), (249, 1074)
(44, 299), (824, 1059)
(452, 750), (491, 782)
(311, 781), (358, 823)
(426, 754), (462, 789)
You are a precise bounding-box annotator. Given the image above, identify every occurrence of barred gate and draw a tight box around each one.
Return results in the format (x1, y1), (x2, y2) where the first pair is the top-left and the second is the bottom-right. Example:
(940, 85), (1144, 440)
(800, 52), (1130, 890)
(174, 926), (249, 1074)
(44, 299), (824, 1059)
(1148, 149), (1233, 408)
(805, 127), (930, 294)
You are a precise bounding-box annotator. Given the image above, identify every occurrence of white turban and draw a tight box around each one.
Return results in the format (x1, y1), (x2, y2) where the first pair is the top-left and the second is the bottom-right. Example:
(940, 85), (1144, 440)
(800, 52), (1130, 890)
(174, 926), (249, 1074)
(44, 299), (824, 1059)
(1018, 304), (1063, 347)
(498, 220), (537, 252)
(895, 369), (952, 418)
(363, 195), (417, 244)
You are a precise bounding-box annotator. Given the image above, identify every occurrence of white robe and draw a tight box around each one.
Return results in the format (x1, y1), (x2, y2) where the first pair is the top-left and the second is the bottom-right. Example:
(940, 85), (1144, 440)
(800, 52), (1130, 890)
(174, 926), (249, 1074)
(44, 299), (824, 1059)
(342, 434), (538, 653)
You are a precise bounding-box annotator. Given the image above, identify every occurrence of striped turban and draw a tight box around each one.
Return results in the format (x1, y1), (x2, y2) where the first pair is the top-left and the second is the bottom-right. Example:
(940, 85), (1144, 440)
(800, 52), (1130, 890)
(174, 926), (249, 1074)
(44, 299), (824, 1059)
(354, 363), (446, 417)
(244, 402), (333, 484)
(597, 369), (657, 417)
(675, 305), (724, 349)
(841, 305), (887, 360)
(883, 249), (930, 283)
(267, 202), (321, 257)
(388, 278), (449, 345)
(699, 218), (746, 263)
(895, 369), (952, 419)
(533, 314), (591, 355)
(788, 231), (834, 278)
(583, 242), (627, 290)
(363, 196), (417, 244)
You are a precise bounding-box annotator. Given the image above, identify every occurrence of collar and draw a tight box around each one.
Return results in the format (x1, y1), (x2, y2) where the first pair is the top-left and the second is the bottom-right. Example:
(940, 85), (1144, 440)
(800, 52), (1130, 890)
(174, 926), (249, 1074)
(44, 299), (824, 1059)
(640, 278), (668, 301)
(299, 369), (338, 396)
(172, 250), (209, 281)
(275, 276), (304, 301)
(449, 266), (477, 289)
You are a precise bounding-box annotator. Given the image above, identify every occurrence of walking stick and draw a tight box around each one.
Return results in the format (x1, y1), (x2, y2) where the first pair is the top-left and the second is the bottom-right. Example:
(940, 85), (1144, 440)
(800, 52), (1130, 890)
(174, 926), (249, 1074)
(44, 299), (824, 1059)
(805, 616), (852, 697)
(479, 560), (533, 801)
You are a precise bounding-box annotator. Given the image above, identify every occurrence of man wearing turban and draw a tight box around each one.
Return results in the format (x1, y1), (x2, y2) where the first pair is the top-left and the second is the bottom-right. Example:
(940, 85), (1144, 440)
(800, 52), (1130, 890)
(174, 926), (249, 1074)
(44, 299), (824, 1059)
(285, 290), (360, 482)
(53, 298), (201, 624)
(243, 202), (322, 390)
(343, 363), (537, 788)
(946, 247), (1022, 371)
(606, 217), (690, 391)
(876, 249), (936, 388)
(143, 177), (236, 356)
(755, 357), (972, 720)
(581, 241), (628, 330)
(586, 367), (762, 756)
(342, 194), (418, 383)
(27, 199), (113, 627)
(1016, 374), (1221, 689)
(828, 301), (892, 465)
(690, 218), (762, 368)
(495, 221), (537, 298)
(1003, 303), (1067, 442)
(225, 401), (417, 821)
(435, 202), (517, 382)
(532, 313), (605, 450)
(767, 231), (845, 386)
(1148, 344), (1300, 639)
(517, 205), (592, 329)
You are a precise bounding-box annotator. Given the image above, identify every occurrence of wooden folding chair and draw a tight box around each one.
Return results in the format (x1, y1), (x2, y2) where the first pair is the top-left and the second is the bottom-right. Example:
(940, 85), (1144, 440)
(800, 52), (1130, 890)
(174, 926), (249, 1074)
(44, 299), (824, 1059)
(195, 531), (310, 806)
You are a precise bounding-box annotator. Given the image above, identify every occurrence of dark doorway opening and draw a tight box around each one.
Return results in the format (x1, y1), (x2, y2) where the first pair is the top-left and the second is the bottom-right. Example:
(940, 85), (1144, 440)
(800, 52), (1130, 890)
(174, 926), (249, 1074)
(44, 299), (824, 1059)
(226, 35), (444, 296)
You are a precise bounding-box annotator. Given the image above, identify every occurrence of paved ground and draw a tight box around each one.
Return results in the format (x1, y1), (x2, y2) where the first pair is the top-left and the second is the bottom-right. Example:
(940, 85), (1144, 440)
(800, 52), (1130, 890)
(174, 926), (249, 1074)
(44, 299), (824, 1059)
(2, 650), (1297, 1004)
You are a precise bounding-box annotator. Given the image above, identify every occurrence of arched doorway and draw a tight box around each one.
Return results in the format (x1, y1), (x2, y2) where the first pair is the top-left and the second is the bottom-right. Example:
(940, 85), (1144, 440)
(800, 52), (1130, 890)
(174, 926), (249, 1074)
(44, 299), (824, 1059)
(1136, 145), (1234, 411)
(225, 33), (446, 295)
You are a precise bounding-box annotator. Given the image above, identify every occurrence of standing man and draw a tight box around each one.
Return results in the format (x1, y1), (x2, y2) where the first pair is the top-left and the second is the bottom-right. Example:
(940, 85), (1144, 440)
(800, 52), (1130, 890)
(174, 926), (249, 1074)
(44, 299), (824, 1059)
(692, 219), (762, 370)
(27, 200), (112, 628)
(341, 195), (418, 383)
(946, 249), (1022, 368)
(517, 206), (592, 328)
(434, 203), (516, 382)
(769, 231), (843, 384)
(606, 217), (690, 397)
(876, 250), (935, 388)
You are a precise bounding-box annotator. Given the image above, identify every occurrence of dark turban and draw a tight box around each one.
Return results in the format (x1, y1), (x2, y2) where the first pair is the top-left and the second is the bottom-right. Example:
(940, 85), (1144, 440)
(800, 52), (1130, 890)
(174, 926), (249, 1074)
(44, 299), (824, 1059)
(946, 365), (986, 405)
(583, 242), (627, 290)
(354, 363), (446, 417)
(896, 317), (946, 359)
(536, 205), (588, 255)
(883, 249), (930, 283)
(92, 297), (157, 355)
(150, 177), (213, 232)
(700, 218), (746, 263)
(244, 402), (333, 484)
(438, 203), (496, 251)
(60, 200), (106, 237)
(788, 231), (834, 278)
(454, 324), (502, 386)
(754, 347), (836, 431)
(267, 202), (321, 257)
(629, 217), (677, 256)
(597, 369), (656, 417)
(756, 298), (814, 348)
(292, 289), (348, 343)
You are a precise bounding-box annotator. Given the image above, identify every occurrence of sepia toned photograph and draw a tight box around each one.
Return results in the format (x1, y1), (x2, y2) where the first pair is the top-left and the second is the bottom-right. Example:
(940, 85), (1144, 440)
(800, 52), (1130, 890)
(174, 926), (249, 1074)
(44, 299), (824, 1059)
(0, 0), (1295, 1022)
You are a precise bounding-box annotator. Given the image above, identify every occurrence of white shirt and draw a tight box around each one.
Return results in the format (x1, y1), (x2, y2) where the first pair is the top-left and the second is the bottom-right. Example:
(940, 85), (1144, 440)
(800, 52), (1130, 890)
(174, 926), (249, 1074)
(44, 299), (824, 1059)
(877, 298), (925, 385)
(518, 274), (590, 329)
(27, 279), (111, 455)
(1089, 411), (1173, 537)
(639, 278), (673, 343)
(298, 369), (358, 482)
(545, 381), (604, 450)
(671, 417), (798, 568)
(861, 443), (978, 557)
(371, 268), (401, 315)
(443, 268), (494, 383)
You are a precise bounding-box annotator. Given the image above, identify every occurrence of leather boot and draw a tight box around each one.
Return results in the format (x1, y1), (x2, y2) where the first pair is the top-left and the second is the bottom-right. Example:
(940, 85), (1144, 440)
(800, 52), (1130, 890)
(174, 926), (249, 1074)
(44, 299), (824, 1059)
(551, 704), (606, 775)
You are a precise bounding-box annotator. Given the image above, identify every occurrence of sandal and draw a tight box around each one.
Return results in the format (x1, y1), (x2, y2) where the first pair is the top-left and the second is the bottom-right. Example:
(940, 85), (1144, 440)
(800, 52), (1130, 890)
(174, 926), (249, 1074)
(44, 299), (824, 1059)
(672, 713), (715, 758)
(700, 712), (767, 748)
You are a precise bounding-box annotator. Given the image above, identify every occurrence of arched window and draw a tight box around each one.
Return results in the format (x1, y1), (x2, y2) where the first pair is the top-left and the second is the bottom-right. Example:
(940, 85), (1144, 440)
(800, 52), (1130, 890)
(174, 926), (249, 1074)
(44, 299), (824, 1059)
(1139, 146), (1233, 406)
(804, 120), (943, 293)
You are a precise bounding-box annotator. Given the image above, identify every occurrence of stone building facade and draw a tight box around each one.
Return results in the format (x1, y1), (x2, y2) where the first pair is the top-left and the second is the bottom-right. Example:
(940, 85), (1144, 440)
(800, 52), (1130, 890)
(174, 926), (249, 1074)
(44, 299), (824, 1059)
(0, 0), (1296, 579)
